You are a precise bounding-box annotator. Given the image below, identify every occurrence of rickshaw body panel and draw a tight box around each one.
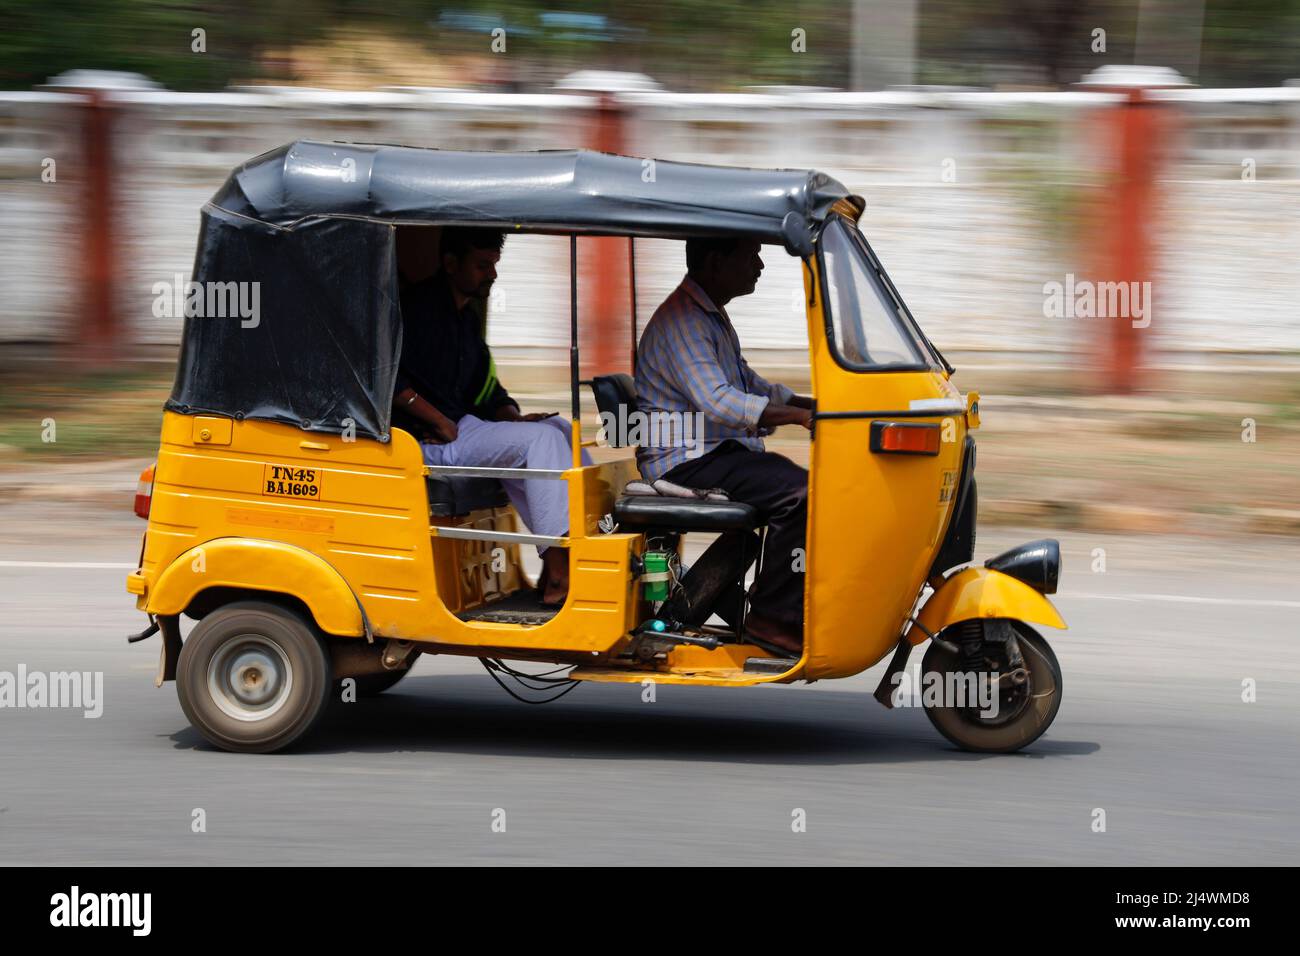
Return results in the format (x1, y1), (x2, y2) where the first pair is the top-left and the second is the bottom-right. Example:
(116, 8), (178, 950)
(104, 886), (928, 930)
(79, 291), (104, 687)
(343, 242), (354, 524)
(140, 411), (434, 638)
(799, 256), (969, 681)
(912, 566), (1068, 644)
(137, 410), (641, 656)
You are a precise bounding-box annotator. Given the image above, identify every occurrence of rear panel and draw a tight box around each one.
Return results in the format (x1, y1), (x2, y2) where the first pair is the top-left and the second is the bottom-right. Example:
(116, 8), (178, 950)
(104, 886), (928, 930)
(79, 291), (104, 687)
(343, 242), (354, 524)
(141, 411), (434, 637)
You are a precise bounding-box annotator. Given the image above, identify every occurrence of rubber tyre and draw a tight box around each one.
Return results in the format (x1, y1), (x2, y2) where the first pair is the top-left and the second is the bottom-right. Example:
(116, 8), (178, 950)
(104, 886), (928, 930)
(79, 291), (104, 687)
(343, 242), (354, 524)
(176, 600), (332, 754)
(921, 621), (1063, 754)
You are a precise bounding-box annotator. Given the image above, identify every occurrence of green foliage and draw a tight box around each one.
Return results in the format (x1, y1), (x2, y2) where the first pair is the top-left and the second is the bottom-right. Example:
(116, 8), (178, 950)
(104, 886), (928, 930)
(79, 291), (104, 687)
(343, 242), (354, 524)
(0, 0), (1296, 91)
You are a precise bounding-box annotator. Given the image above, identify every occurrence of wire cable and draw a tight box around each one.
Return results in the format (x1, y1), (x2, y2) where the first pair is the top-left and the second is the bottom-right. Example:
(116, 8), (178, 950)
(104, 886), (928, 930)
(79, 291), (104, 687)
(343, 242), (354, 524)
(480, 658), (581, 704)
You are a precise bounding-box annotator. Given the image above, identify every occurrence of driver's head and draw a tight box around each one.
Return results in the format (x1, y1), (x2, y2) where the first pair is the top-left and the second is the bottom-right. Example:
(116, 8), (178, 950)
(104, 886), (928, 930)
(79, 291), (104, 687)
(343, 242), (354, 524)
(685, 235), (764, 305)
(440, 227), (505, 299)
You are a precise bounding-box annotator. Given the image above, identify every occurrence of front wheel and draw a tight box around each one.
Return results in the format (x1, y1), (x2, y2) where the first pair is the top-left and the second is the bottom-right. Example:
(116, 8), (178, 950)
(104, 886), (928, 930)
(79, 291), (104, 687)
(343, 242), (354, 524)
(921, 620), (1062, 753)
(176, 600), (333, 754)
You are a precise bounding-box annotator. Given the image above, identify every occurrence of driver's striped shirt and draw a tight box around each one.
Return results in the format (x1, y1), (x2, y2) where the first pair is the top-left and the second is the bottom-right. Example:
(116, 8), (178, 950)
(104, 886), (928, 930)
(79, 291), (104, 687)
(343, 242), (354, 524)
(634, 277), (794, 481)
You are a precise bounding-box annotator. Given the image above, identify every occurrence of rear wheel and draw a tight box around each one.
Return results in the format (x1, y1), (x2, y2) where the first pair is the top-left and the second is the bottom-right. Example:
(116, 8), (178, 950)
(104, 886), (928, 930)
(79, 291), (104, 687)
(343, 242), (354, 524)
(176, 600), (332, 754)
(921, 620), (1062, 753)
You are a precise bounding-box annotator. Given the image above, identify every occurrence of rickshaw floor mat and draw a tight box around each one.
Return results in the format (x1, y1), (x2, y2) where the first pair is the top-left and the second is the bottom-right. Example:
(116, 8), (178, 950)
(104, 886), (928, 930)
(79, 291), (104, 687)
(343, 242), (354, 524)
(457, 590), (561, 626)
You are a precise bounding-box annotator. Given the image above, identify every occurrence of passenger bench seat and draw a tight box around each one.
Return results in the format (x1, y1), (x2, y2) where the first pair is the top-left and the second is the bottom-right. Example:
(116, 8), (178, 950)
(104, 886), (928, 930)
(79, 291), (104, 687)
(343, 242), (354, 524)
(426, 474), (510, 517)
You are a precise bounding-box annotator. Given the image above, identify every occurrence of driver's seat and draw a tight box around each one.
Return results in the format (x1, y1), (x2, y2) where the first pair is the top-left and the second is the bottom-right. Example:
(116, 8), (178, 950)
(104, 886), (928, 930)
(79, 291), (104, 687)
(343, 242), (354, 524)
(586, 375), (762, 633)
(613, 495), (758, 533)
(585, 374), (758, 534)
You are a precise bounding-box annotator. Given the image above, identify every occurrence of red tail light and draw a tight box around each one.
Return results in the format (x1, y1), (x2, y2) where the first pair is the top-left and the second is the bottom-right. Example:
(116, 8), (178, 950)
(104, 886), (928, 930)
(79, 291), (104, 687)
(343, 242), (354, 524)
(134, 464), (155, 519)
(870, 421), (941, 456)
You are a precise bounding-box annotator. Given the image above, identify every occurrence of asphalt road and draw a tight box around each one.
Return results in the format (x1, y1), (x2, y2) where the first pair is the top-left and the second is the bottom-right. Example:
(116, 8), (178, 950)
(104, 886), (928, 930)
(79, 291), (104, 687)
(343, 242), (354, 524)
(1, 500), (1297, 865)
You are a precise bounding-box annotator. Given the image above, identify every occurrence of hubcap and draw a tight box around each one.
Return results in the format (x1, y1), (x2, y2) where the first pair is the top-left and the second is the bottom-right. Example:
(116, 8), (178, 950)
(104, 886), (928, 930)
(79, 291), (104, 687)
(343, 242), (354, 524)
(208, 635), (293, 722)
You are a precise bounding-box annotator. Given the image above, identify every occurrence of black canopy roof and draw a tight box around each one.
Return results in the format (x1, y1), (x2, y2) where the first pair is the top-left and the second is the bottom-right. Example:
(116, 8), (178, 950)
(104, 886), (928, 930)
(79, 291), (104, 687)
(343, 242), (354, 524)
(209, 140), (862, 254)
(170, 141), (863, 442)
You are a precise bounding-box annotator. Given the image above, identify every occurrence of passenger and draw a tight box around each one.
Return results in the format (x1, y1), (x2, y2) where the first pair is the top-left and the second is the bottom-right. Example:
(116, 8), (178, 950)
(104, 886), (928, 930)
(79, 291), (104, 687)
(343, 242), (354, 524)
(393, 227), (590, 606)
(635, 236), (813, 654)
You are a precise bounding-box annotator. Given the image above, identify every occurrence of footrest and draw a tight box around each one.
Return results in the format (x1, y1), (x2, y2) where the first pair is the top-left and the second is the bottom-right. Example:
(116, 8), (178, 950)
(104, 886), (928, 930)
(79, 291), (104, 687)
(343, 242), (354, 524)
(742, 657), (798, 675)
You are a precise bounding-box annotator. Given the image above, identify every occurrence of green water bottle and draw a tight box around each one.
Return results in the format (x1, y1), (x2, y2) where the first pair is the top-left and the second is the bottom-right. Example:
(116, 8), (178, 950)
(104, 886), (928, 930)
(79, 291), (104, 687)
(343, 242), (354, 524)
(642, 550), (670, 602)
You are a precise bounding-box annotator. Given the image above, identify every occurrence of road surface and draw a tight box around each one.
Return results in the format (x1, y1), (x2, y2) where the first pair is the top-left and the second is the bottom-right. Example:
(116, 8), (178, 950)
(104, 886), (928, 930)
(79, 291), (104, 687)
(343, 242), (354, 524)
(1, 500), (1296, 865)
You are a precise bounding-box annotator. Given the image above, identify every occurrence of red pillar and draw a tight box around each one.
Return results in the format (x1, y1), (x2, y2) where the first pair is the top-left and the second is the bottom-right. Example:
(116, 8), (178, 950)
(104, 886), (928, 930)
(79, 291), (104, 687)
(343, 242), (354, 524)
(1082, 82), (1175, 393)
(582, 93), (630, 375)
(75, 87), (121, 363)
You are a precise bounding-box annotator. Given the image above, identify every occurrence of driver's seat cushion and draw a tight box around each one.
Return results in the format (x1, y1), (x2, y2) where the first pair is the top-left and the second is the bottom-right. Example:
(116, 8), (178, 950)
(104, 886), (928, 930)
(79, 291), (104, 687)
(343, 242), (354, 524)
(426, 474), (510, 517)
(613, 495), (758, 532)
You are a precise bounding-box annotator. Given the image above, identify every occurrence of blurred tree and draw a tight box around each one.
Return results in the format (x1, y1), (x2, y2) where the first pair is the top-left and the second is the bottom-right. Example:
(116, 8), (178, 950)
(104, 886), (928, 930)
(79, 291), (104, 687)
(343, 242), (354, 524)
(916, 0), (1300, 88)
(0, 0), (1296, 91)
(0, 0), (371, 89)
(1200, 0), (1300, 86)
(917, 0), (1136, 87)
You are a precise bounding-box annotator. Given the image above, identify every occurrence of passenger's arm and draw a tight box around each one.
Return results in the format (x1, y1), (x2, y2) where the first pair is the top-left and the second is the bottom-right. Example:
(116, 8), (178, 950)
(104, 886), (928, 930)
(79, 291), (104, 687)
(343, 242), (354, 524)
(482, 376), (519, 420)
(394, 387), (459, 443)
(472, 346), (527, 422)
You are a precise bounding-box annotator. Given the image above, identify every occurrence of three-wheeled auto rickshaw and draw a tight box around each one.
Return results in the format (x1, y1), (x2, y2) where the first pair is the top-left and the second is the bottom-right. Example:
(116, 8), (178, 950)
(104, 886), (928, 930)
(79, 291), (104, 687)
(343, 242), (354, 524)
(126, 140), (1067, 754)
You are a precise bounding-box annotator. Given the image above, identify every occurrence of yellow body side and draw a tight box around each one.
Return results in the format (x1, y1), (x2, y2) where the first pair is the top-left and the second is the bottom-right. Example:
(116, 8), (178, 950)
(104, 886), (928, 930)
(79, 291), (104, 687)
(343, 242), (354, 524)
(799, 255), (968, 681)
(135, 410), (641, 656)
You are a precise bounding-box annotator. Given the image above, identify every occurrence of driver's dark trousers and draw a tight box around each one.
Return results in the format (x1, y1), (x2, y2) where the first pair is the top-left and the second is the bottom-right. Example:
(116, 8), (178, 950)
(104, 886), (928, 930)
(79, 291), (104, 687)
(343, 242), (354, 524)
(660, 439), (808, 630)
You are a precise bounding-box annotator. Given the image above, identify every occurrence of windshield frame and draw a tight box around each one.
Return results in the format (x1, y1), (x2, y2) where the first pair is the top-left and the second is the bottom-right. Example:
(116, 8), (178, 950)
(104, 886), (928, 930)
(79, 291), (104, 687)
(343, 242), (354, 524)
(815, 215), (951, 375)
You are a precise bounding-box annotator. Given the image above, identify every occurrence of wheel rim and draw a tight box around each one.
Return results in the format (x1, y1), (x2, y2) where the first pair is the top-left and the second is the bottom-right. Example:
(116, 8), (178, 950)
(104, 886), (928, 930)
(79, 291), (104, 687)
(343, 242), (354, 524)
(941, 627), (1054, 729)
(968, 673), (1035, 728)
(207, 635), (293, 722)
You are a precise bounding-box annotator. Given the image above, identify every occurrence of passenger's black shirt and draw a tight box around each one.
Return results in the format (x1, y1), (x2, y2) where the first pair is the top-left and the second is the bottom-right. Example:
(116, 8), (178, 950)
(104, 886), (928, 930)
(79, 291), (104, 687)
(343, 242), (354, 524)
(394, 274), (515, 432)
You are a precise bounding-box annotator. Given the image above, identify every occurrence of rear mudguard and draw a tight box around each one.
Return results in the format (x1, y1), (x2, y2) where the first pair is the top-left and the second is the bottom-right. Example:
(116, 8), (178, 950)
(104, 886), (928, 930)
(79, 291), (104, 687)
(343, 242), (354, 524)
(911, 566), (1066, 646)
(146, 537), (367, 638)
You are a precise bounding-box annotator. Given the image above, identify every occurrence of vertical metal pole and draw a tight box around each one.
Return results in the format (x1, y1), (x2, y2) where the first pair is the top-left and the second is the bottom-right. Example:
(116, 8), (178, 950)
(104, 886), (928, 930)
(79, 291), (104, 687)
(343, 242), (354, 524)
(628, 237), (638, 373)
(569, 234), (582, 469)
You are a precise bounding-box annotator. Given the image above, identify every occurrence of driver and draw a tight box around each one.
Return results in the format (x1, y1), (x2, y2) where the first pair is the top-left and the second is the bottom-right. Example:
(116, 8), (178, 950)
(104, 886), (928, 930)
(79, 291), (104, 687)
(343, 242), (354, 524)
(634, 236), (813, 654)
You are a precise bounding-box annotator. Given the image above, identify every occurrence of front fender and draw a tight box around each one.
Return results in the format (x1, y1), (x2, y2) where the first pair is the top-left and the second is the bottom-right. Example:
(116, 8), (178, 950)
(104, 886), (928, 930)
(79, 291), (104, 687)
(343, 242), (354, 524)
(911, 566), (1066, 645)
(145, 537), (365, 637)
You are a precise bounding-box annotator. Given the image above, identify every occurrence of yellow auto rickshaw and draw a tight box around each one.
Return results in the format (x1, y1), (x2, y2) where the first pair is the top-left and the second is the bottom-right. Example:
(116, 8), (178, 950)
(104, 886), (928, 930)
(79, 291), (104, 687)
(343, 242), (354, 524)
(126, 140), (1066, 754)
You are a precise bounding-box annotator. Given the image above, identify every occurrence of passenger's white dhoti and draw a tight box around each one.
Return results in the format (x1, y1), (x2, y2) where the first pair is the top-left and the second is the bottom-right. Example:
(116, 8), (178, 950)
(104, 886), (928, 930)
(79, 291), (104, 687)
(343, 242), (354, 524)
(420, 415), (591, 552)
